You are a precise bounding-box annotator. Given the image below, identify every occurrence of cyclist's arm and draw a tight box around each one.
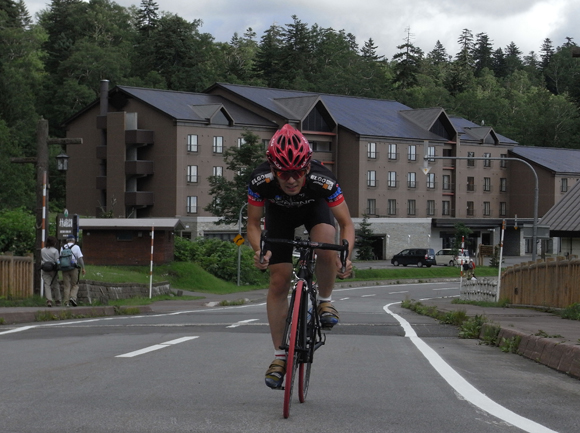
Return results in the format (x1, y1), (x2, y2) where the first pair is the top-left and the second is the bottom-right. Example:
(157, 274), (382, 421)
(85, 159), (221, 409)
(330, 201), (355, 277)
(247, 202), (270, 269)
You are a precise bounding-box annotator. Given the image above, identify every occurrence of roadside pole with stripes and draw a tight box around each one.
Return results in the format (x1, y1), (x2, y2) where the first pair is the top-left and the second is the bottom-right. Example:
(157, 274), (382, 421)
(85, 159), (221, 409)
(40, 171), (47, 298)
(149, 225), (154, 299)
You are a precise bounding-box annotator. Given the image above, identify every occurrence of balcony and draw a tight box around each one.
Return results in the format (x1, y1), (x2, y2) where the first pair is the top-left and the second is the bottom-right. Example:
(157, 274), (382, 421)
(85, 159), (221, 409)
(125, 129), (154, 145)
(125, 160), (154, 176)
(125, 191), (154, 207)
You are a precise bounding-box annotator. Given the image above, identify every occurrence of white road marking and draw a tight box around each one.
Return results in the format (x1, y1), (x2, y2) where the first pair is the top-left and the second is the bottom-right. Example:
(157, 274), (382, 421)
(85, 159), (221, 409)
(389, 291), (409, 294)
(116, 336), (199, 358)
(383, 302), (557, 433)
(226, 319), (259, 328)
(338, 297), (350, 301)
(433, 288), (459, 291)
(361, 294), (376, 297)
(0, 325), (37, 335)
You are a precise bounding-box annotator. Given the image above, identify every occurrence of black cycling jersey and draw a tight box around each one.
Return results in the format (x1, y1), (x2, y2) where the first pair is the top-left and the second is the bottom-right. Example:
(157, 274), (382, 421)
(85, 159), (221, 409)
(247, 160), (344, 209)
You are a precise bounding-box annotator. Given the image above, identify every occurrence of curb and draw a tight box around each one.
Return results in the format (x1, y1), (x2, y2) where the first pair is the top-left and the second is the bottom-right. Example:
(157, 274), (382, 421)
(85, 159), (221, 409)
(481, 324), (580, 380)
(0, 305), (153, 325)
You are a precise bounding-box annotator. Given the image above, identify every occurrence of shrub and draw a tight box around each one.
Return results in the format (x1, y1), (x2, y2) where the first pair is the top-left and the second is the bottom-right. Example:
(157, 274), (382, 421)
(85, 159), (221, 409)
(174, 237), (268, 285)
(0, 208), (36, 255)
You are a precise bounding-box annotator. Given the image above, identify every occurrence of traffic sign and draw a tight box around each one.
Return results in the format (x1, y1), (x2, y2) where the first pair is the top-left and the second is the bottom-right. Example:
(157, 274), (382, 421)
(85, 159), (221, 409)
(233, 234), (245, 246)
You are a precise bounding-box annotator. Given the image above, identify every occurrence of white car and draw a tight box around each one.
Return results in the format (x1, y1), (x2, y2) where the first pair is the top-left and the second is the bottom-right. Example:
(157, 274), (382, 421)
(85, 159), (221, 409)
(435, 249), (470, 266)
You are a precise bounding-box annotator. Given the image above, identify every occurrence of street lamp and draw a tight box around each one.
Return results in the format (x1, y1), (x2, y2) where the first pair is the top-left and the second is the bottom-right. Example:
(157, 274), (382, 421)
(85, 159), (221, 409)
(56, 152), (69, 172)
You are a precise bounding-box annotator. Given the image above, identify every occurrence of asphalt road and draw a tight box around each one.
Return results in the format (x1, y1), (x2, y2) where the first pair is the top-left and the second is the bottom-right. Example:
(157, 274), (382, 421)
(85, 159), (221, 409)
(1, 281), (579, 433)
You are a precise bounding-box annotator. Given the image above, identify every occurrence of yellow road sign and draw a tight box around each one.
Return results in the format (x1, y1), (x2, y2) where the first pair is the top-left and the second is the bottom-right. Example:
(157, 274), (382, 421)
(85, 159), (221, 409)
(233, 234), (245, 246)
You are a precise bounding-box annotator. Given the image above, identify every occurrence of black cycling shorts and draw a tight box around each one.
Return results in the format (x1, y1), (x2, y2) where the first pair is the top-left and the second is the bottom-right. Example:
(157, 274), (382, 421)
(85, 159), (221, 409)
(264, 199), (335, 265)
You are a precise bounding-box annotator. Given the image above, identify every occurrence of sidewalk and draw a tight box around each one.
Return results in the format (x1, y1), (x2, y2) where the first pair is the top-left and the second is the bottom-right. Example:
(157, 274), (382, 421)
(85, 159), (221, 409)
(1, 284), (579, 380)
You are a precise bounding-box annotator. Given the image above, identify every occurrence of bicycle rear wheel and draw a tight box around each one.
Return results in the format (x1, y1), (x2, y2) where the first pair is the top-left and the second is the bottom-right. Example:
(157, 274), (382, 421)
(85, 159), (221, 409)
(283, 281), (303, 419)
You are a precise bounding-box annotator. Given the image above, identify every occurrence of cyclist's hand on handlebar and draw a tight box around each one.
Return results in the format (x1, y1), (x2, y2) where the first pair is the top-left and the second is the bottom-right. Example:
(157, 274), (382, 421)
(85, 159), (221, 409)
(254, 249), (271, 270)
(336, 256), (353, 279)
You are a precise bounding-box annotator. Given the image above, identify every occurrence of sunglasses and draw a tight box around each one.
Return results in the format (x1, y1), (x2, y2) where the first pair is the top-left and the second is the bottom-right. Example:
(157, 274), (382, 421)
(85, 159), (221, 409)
(273, 168), (308, 181)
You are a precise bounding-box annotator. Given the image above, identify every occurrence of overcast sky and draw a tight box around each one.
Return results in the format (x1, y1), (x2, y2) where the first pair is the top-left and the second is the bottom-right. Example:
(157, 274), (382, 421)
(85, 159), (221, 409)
(25, 0), (579, 60)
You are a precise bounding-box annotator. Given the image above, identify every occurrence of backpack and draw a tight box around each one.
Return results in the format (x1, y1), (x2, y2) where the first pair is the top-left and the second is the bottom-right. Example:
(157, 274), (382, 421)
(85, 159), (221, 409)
(59, 245), (76, 272)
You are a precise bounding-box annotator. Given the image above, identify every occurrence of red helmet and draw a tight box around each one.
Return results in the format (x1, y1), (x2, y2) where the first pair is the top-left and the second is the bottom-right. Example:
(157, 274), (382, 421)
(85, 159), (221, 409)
(266, 124), (312, 171)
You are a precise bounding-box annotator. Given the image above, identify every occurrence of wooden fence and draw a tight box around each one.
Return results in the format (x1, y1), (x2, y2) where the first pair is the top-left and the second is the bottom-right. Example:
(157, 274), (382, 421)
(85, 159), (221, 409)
(0, 253), (34, 299)
(501, 257), (580, 308)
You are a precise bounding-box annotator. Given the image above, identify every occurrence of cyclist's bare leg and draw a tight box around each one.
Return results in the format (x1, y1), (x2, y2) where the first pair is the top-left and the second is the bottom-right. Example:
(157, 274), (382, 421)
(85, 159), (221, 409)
(267, 263), (293, 350)
(309, 223), (338, 298)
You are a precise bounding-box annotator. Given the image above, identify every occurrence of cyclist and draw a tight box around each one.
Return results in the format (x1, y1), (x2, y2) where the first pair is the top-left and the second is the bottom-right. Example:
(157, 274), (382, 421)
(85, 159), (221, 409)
(246, 124), (355, 389)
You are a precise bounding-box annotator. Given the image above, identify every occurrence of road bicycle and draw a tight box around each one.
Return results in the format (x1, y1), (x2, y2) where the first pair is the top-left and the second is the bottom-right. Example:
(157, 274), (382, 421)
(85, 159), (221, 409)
(260, 230), (349, 418)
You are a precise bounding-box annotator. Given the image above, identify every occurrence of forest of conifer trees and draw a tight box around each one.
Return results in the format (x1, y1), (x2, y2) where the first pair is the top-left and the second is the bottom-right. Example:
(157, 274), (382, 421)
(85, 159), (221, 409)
(1, 0), (580, 213)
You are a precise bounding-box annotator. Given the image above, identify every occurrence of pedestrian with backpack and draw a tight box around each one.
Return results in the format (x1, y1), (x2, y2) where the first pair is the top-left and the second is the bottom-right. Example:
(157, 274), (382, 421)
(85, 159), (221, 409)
(60, 234), (86, 306)
(41, 236), (62, 307)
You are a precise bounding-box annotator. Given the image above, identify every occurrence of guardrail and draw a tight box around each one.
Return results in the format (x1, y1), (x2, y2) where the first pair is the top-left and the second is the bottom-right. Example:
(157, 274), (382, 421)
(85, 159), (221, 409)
(501, 257), (580, 309)
(0, 253), (34, 299)
(460, 277), (498, 302)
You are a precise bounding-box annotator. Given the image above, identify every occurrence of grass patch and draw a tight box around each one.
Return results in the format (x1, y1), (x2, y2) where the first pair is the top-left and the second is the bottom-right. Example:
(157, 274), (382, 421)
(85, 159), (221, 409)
(560, 303), (580, 321)
(458, 315), (488, 339)
(0, 295), (46, 307)
(500, 335), (522, 353)
(451, 298), (511, 308)
(353, 265), (499, 282)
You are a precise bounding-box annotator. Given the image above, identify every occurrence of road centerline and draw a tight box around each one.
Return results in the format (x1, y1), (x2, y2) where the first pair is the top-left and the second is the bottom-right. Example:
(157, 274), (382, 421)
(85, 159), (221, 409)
(116, 336), (199, 358)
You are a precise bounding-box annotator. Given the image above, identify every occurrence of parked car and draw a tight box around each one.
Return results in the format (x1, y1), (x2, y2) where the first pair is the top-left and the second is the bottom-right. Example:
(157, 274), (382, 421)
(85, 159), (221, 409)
(391, 248), (436, 267)
(434, 249), (470, 266)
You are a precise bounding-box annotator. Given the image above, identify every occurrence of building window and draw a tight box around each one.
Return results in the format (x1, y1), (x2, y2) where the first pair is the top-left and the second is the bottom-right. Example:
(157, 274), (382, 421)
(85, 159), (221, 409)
(467, 151), (475, 167)
(367, 199), (376, 215)
(467, 176), (475, 192)
(187, 165), (198, 183)
(367, 170), (376, 187)
(408, 145), (416, 161)
(187, 134), (198, 152)
(484, 152), (491, 167)
(483, 201), (491, 216)
(187, 196), (197, 214)
(427, 146), (436, 162)
(213, 136), (223, 153)
(500, 153), (507, 168)
(500, 202), (507, 216)
(442, 174), (451, 191)
(407, 200), (416, 216)
(500, 178), (507, 192)
(467, 201), (474, 216)
(483, 177), (491, 192)
(367, 142), (377, 159)
(387, 171), (397, 188)
(562, 178), (568, 193)
(407, 172), (416, 188)
(426, 173), (435, 189)
(213, 166), (223, 177)
(312, 141), (331, 152)
(388, 144), (398, 160)
(388, 199), (397, 215)
(427, 200), (435, 216)
(442, 201), (450, 216)
(237, 137), (246, 147)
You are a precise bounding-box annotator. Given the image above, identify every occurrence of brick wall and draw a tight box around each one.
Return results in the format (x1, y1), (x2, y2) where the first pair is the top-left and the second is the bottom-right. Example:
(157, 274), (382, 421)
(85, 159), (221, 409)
(81, 229), (174, 266)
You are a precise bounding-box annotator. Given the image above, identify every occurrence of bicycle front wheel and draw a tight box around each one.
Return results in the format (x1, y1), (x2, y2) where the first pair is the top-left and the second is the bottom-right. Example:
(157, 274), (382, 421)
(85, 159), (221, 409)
(283, 281), (303, 419)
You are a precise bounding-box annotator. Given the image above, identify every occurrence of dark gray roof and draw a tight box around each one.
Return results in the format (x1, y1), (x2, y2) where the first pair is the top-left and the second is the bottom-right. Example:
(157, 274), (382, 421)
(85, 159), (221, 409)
(212, 83), (452, 141)
(450, 116), (517, 145)
(509, 146), (580, 174)
(541, 180), (580, 233)
(115, 86), (275, 127)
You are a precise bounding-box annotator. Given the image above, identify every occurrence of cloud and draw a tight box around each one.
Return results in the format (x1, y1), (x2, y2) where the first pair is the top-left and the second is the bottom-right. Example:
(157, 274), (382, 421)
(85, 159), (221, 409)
(24, 0), (578, 59)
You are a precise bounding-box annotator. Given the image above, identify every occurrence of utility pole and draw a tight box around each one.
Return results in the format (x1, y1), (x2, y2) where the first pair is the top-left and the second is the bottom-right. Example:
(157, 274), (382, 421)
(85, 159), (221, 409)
(11, 118), (82, 293)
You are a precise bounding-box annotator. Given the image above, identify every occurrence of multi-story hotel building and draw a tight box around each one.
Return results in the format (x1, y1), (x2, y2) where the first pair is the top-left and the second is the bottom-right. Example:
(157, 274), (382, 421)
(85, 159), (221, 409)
(63, 82), (580, 259)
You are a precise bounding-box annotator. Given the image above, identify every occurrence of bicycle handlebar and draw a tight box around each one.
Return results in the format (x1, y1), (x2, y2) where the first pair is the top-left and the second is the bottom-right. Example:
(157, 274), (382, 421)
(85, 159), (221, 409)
(259, 230), (349, 273)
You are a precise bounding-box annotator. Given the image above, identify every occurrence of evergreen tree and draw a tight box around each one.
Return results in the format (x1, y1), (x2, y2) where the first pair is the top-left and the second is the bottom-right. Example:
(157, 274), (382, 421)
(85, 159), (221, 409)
(136, 0), (159, 36)
(204, 131), (266, 225)
(473, 32), (494, 76)
(455, 28), (474, 69)
(253, 23), (284, 87)
(355, 214), (375, 260)
(392, 27), (423, 89)
(504, 42), (523, 76)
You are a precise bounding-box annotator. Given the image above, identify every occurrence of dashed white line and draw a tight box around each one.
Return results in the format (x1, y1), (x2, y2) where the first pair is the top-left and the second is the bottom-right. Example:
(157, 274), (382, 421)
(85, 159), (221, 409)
(383, 302), (557, 433)
(362, 294), (376, 298)
(116, 336), (199, 358)
(226, 319), (259, 328)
